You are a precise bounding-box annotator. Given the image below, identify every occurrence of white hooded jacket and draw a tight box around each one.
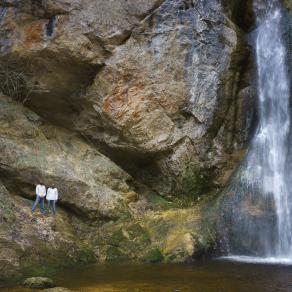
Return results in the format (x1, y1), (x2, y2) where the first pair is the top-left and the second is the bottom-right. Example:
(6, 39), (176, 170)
(46, 187), (58, 201)
(36, 184), (46, 198)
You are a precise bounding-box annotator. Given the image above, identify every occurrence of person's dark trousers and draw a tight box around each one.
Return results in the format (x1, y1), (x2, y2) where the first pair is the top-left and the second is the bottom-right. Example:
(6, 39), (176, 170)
(32, 195), (45, 213)
(48, 200), (56, 215)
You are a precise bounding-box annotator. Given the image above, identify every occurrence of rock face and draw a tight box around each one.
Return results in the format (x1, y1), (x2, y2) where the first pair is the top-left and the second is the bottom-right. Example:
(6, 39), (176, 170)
(0, 180), (92, 283)
(143, 206), (217, 262)
(0, 0), (259, 286)
(284, 0), (292, 9)
(0, 0), (164, 126)
(0, 94), (137, 221)
(0, 0), (255, 199)
(76, 0), (254, 198)
(0, 93), (217, 284)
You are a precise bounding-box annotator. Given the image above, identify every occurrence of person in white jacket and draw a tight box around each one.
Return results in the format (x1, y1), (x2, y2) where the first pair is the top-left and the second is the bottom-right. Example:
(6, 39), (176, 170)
(46, 184), (58, 215)
(32, 183), (46, 214)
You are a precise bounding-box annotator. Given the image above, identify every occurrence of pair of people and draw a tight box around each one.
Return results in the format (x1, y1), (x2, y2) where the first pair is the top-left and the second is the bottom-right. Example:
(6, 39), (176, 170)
(32, 183), (59, 215)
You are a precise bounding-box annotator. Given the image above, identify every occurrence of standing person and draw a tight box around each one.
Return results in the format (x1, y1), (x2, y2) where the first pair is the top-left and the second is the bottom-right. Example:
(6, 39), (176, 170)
(32, 183), (46, 214)
(47, 184), (58, 215)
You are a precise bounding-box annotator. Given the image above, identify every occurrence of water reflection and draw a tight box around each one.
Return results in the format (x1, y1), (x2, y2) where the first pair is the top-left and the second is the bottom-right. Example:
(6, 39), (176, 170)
(4, 260), (292, 292)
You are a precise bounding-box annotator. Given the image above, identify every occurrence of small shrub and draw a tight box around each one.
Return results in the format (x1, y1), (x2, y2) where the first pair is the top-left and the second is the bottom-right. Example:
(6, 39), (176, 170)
(145, 248), (163, 263)
(0, 60), (42, 103)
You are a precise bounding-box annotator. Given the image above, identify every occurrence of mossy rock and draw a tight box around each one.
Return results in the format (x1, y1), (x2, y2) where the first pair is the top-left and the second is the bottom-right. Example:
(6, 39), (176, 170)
(123, 191), (139, 204)
(77, 246), (96, 263)
(107, 223), (150, 249)
(19, 239), (97, 282)
(165, 250), (191, 263)
(0, 195), (16, 223)
(106, 246), (129, 262)
(100, 223), (152, 261)
(108, 229), (127, 247)
(127, 223), (151, 244)
(146, 193), (175, 210)
(145, 248), (163, 263)
(175, 167), (215, 205)
(23, 277), (55, 289)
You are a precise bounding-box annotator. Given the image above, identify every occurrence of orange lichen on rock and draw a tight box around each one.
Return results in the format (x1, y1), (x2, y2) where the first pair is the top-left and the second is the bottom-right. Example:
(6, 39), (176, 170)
(23, 21), (46, 49)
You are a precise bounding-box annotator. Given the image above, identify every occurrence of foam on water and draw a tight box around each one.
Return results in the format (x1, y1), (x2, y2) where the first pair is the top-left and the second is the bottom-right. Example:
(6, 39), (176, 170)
(219, 256), (292, 265)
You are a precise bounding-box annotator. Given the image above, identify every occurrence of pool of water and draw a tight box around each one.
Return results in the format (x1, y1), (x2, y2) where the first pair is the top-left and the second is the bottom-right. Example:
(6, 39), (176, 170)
(4, 259), (292, 291)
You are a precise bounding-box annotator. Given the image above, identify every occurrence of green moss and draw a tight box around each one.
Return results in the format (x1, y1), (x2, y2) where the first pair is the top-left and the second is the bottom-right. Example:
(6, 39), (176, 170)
(127, 224), (151, 244)
(77, 246), (96, 264)
(106, 223), (151, 249)
(166, 253), (177, 262)
(21, 248), (67, 279)
(0, 200), (16, 223)
(184, 168), (213, 196)
(99, 223), (152, 261)
(23, 277), (55, 289)
(173, 167), (215, 207)
(16, 239), (97, 285)
(106, 247), (129, 262)
(165, 250), (188, 263)
(2, 207), (16, 223)
(145, 248), (163, 263)
(117, 210), (132, 221)
(146, 193), (175, 210)
(109, 229), (127, 247)
(145, 216), (174, 240)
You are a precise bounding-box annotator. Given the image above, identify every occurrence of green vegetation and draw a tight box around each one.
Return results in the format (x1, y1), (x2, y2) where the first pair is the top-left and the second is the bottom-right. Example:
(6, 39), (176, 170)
(146, 192), (175, 210)
(0, 200), (15, 223)
(145, 248), (163, 263)
(106, 247), (129, 262)
(0, 59), (42, 103)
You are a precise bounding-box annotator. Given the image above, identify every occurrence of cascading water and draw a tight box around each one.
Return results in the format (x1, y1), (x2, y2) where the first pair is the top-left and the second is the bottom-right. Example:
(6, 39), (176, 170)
(252, 0), (292, 257)
(221, 0), (292, 263)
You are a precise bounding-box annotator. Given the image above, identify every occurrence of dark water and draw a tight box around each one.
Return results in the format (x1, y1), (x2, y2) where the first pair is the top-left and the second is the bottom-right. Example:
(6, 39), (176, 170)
(4, 260), (292, 292)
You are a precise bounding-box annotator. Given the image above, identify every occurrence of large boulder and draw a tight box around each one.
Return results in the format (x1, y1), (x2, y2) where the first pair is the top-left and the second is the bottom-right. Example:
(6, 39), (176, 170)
(85, 199), (217, 264)
(0, 0), (255, 200)
(0, 94), (138, 220)
(76, 0), (254, 198)
(0, 0), (164, 127)
(143, 206), (217, 262)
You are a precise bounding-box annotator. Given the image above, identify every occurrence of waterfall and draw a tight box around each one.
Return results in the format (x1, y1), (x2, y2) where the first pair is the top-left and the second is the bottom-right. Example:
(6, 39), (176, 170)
(251, 0), (291, 257)
(221, 0), (292, 262)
